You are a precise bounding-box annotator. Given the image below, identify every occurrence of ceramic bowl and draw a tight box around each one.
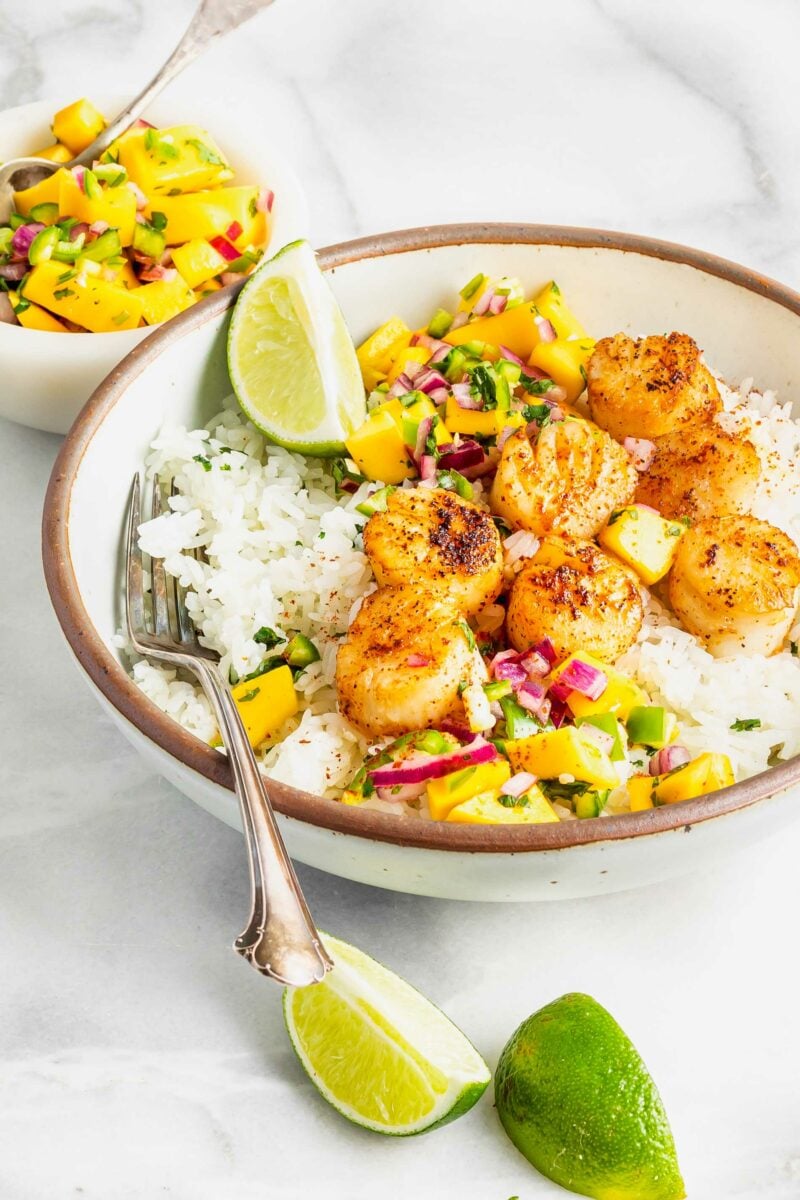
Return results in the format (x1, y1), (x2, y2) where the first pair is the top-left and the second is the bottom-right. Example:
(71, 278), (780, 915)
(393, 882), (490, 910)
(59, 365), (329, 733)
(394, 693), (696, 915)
(42, 223), (800, 901)
(0, 93), (307, 435)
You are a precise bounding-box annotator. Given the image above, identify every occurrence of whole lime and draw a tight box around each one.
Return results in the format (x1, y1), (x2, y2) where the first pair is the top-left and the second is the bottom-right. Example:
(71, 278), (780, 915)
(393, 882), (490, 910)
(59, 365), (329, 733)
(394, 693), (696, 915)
(495, 993), (685, 1200)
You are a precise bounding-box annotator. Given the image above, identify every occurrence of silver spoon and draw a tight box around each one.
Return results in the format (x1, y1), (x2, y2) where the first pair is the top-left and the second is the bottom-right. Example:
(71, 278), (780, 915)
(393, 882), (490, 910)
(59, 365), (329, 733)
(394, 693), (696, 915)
(0, 0), (276, 223)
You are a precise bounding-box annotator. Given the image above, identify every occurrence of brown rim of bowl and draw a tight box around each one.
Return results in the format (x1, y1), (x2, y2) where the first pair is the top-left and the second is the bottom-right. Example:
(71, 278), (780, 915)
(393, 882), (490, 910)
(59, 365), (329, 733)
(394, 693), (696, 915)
(42, 221), (800, 853)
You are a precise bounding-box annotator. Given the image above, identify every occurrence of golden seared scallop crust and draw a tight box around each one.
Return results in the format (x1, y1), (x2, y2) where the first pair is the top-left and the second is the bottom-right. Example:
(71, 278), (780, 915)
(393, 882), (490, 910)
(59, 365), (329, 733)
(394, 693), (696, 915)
(363, 486), (503, 617)
(669, 515), (800, 657)
(489, 418), (637, 538)
(506, 536), (644, 662)
(635, 424), (761, 522)
(587, 332), (721, 441)
(335, 584), (475, 738)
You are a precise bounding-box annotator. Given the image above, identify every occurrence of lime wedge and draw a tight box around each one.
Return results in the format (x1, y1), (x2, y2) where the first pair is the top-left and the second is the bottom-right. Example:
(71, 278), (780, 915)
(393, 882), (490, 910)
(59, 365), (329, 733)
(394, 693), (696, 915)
(227, 239), (365, 455)
(283, 933), (490, 1135)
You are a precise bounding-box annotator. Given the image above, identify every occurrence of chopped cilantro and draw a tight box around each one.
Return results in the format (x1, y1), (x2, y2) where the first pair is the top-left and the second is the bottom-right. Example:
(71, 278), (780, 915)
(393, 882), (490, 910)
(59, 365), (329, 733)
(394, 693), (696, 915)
(248, 196), (258, 218)
(730, 718), (761, 732)
(454, 619), (476, 651)
(519, 373), (555, 395)
(111, 311), (131, 326)
(53, 287), (76, 300)
(498, 793), (529, 808)
(149, 210), (168, 232)
(254, 627), (285, 649)
(186, 138), (225, 165)
(238, 687), (261, 703)
(540, 778), (592, 803)
(193, 454), (212, 471)
(522, 403), (552, 427)
(550, 281), (561, 295)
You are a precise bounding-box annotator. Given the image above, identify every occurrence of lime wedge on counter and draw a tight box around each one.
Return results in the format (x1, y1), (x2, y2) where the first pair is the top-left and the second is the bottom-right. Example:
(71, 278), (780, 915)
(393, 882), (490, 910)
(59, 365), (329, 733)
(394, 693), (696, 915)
(495, 993), (685, 1199)
(227, 239), (365, 455)
(283, 933), (490, 1135)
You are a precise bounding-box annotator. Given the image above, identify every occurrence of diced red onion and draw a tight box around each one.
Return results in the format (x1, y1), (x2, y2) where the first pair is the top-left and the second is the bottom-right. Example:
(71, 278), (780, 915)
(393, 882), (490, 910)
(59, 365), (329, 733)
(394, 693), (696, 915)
(504, 529), (540, 564)
(496, 423), (518, 451)
(209, 235), (239, 262)
(555, 658), (608, 700)
(430, 342), (452, 364)
(131, 117), (155, 130)
(498, 345), (528, 369)
(128, 180), (147, 210)
(437, 721), (477, 743)
(89, 220), (110, 235)
(488, 292), (507, 315)
(535, 316), (557, 342)
(579, 724), (615, 755)
(256, 187), (275, 213)
(11, 222), (44, 257)
(517, 681), (551, 723)
(368, 737), (498, 786)
(387, 372), (414, 398)
(534, 638), (557, 666)
(449, 310), (469, 331)
(428, 386), (449, 405)
(138, 264), (177, 282)
(0, 293), (18, 324)
(69, 222), (90, 242)
(401, 358), (426, 383)
(438, 441), (485, 472)
(545, 386), (568, 405)
(452, 382), (482, 410)
(460, 449), (499, 480)
(650, 745), (691, 776)
(225, 220), (243, 242)
(72, 166), (85, 190)
(635, 502), (660, 515)
(418, 454), (437, 481)
(472, 286), (494, 316)
(503, 771), (537, 797)
(548, 681), (572, 704)
(413, 416), (433, 465)
(623, 437), (656, 471)
(549, 697), (568, 728)
(518, 649), (550, 677)
(415, 368), (448, 394)
(412, 333), (449, 353)
(523, 363), (550, 380)
(491, 652), (528, 687)
(0, 261), (28, 282)
(406, 653), (430, 668)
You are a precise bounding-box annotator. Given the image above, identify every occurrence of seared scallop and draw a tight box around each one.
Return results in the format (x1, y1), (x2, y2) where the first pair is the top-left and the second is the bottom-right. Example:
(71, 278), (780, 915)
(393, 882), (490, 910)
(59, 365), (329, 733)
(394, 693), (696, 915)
(363, 486), (503, 616)
(336, 584), (477, 737)
(669, 515), (800, 657)
(587, 332), (721, 441)
(506, 536), (644, 662)
(635, 424), (761, 522)
(489, 418), (637, 538)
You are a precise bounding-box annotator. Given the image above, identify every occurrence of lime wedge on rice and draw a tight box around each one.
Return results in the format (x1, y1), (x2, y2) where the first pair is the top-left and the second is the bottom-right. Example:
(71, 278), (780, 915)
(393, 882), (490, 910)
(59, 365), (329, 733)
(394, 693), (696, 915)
(283, 933), (490, 1135)
(227, 239), (365, 455)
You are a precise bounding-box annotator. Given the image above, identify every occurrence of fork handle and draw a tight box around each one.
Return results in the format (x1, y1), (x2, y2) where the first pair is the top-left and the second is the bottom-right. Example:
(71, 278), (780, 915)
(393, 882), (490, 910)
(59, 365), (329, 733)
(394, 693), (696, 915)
(194, 659), (332, 987)
(72, 0), (277, 167)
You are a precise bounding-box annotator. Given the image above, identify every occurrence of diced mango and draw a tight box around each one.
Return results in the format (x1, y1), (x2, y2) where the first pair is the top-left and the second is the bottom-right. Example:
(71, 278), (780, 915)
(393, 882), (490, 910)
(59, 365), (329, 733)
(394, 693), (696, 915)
(444, 395), (525, 439)
(137, 273), (196, 326)
(444, 301), (542, 359)
(446, 784), (559, 825)
(356, 317), (412, 391)
(652, 752), (734, 805)
(507, 726), (619, 789)
(528, 337), (595, 404)
(110, 260), (141, 290)
(627, 775), (655, 812)
(427, 760), (511, 821)
(171, 237), (228, 289)
(531, 281), (587, 341)
(10, 292), (67, 332)
(30, 142), (72, 164)
(58, 170), (137, 246)
(22, 261), (143, 332)
(51, 98), (105, 155)
(13, 167), (68, 216)
(599, 505), (686, 586)
(386, 344), (431, 385)
(231, 664), (298, 749)
(118, 125), (233, 197)
(345, 407), (415, 484)
(146, 188), (266, 248)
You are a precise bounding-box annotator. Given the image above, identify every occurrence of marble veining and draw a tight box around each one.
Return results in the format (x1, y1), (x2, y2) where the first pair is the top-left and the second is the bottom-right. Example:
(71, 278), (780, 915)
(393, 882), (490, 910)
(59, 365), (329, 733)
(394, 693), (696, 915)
(2, 0), (800, 1195)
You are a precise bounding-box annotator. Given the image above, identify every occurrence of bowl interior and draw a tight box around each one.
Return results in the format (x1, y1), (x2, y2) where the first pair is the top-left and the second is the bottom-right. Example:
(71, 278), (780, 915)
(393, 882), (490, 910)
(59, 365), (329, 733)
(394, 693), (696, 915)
(49, 226), (800, 849)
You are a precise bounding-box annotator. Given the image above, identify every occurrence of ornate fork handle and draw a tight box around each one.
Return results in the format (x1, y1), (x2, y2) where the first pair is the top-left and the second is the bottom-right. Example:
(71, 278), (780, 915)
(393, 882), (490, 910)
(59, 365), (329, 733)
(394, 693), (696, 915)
(72, 0), (277, 167)
(192, 657), (332, 985)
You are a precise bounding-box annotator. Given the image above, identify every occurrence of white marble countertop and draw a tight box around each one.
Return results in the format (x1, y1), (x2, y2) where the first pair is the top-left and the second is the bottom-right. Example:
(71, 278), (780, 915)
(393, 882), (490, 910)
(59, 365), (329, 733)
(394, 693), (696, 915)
(2, 1), (800, 1196)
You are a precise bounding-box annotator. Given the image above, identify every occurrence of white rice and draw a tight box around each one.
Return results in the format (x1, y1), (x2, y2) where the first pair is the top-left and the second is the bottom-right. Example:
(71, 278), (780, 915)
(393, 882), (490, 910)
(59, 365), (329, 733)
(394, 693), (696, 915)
(125, 378), (800, 812)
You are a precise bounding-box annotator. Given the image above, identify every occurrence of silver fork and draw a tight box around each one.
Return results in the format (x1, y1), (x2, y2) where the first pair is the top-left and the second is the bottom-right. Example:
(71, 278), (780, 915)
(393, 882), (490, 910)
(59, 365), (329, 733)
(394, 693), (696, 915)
(126, 473), (333, 987)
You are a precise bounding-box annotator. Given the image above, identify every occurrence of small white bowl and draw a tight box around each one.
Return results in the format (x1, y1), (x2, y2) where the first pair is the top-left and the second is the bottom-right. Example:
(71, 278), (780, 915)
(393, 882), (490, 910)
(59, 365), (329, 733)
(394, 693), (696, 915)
(42, 224), (800, 901)
(0, 92), (307, 434)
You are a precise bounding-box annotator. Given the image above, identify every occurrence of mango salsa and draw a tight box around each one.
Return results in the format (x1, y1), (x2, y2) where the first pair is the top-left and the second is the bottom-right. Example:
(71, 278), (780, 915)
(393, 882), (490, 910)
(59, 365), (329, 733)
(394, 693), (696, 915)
(23, 261), (144, 332)
(652, 752), (734, 805)
(51, 98), (105, 155)
(528, 337), (595, 404)
(444, 301), (543, 360)
(386, 344), (431, 384)
(10, 292), (67, 332)
(117, 126), (233, 196)
(171, 237), (231, 289)
(427, 760), (511, 821)
(356, 317), (413, 391)
(599, 505), (686, 586)
(58, 169), (137, 246)
(446, 784), (559, 825)
(136, 273), (196, 326)
(531, 281), (587, 341)
(507, 726), (619, 790)
(345, 407), (415, 484)
(231, 665), (299, 749)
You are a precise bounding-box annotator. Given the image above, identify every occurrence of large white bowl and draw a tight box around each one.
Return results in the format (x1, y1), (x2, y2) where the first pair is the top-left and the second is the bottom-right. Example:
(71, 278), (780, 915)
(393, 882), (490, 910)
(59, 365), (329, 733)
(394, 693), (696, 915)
(0, 93), (307, 434)
(43, 224), (800, 901)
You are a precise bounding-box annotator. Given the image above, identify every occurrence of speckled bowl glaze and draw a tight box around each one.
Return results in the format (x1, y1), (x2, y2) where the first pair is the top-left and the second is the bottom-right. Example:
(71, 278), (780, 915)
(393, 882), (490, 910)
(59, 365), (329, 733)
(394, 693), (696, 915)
(0, 92), (307, 434)
(42, 224), (800, 900)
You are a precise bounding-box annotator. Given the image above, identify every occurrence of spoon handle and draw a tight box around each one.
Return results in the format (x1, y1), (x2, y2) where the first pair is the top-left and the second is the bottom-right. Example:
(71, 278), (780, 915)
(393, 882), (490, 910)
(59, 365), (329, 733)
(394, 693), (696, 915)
(72, 0), (277, 167)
